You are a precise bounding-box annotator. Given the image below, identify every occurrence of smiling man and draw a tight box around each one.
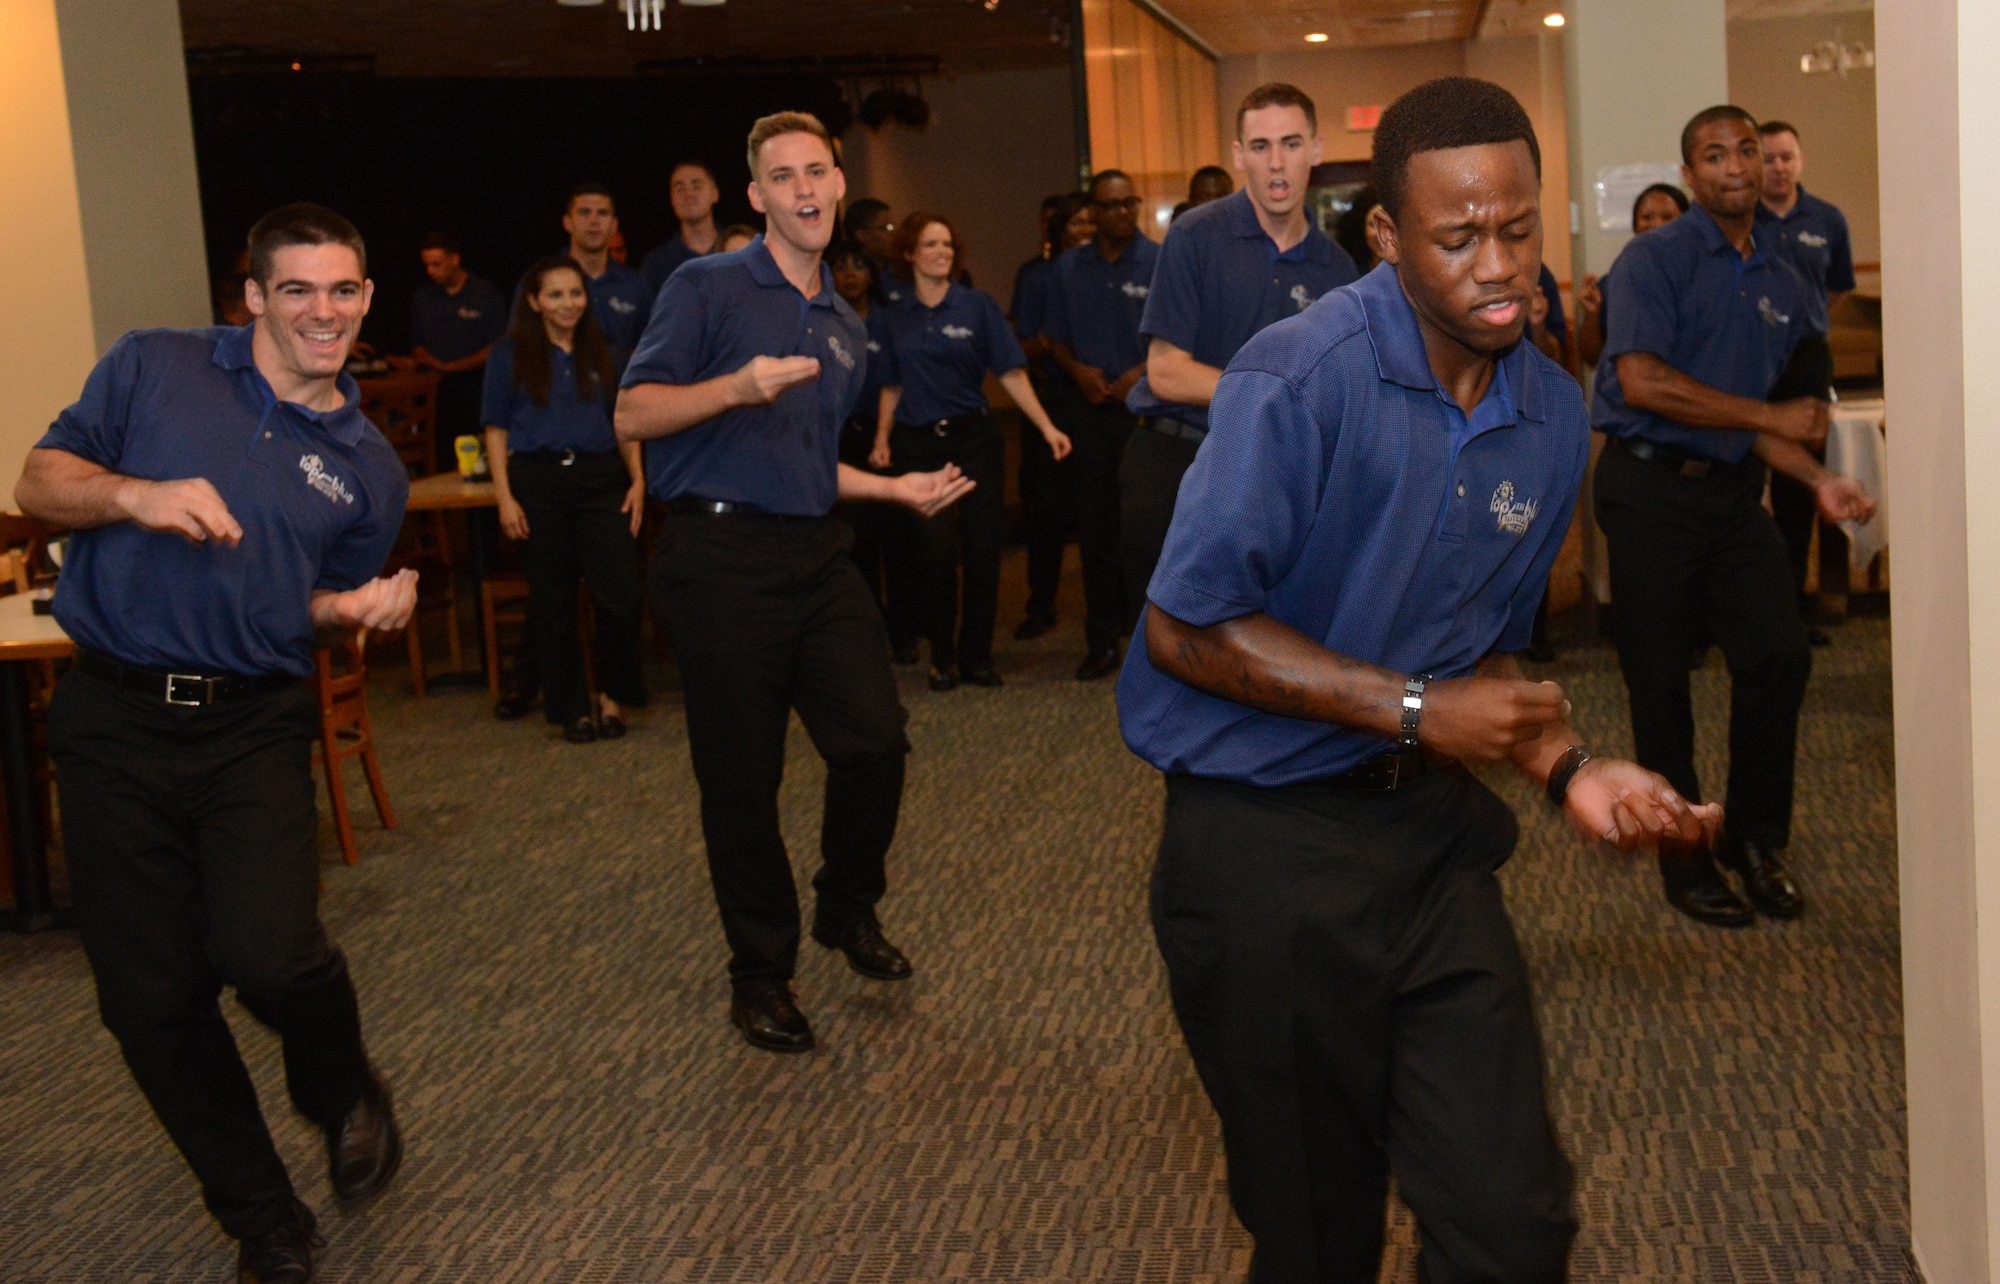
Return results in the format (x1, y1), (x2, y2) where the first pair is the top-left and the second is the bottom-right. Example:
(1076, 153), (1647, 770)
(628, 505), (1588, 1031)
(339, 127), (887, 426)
(1118, 78), (1719, 1281)
(16, 203), (414, 1284)
(1121, 83), (1359, 643)
(616, 112), (974, 1054)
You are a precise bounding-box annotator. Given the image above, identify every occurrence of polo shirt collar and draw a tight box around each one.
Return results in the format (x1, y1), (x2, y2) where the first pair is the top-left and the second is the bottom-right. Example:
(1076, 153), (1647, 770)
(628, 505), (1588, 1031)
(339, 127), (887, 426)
(1354, 262), (1545, 424)
(1222, 189), (1332, 264)
(744, 235), (839, 308)
(211, 323), (369, 447)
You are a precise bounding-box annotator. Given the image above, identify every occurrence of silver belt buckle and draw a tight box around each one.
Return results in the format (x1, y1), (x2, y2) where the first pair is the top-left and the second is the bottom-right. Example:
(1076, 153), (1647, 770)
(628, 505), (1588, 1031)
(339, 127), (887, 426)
(1379, 752), (1402, 792)
(165, 673), (208, 706)
(559, 448), (577, 466)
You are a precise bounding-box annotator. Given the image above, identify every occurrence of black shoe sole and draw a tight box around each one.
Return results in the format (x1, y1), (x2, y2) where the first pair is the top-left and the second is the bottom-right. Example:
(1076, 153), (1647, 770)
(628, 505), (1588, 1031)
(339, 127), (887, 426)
(1664, 895), (1756, 929)
(332, 1120), (403, 1214)
(729, 1009), (815, 1053)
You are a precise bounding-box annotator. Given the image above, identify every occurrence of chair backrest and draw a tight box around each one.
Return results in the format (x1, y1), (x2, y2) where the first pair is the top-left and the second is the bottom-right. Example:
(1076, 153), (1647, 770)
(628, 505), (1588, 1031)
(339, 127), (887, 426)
(357, 371), (442, 479)
(314, 635), (369, 716)
(0, 513), (64, 591)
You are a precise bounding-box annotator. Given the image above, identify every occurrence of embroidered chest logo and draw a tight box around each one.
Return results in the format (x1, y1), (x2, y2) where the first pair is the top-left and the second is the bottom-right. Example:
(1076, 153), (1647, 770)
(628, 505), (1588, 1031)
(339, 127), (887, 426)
(1121, 281), (1150, 300)
(455, 306), (484, 320)
(1290, 284), (1314, 312)
(606, 296), (638, 314)
(298, 454), (356, 506)
(867, 339), (881, 355)
(1757, 296), (1791, 328)
(827, 335), (857, 371)
(940, 324), (975, 340)
(1796, 230), (1828, 248)
(1489, 480), (1538, 535)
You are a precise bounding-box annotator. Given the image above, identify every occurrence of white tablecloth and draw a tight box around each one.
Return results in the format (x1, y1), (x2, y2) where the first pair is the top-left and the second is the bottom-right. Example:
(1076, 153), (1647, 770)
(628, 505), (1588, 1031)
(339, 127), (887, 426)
(1827, 397), (1888, 576)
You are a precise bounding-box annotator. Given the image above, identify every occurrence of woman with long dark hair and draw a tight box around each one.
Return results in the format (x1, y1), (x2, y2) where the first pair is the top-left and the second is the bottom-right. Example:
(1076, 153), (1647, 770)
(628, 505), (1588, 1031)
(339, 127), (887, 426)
(482, 255), (648, 743)
(870, 212), (1072, 690)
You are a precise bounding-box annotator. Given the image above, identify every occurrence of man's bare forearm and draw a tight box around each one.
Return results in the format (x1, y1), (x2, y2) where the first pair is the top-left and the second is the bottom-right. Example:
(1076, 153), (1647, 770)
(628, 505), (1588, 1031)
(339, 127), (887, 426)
(1146, 340), (1222, 408)
(838, 462), (900, 504)
(1144, 605), (1406, 739)
(1752, 435), (1829, 488)
(15, 448), (137, 530)
(1479, 651), (1580, 784)
(614, 376), (742, 443)
(1616, 353), (1778, 436)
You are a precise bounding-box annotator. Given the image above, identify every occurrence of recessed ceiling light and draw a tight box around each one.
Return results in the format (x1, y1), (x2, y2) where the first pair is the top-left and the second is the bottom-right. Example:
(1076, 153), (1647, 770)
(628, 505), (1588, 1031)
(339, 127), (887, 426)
(1304, 31), (1329, 42)
(1542, 12), (1564, 26)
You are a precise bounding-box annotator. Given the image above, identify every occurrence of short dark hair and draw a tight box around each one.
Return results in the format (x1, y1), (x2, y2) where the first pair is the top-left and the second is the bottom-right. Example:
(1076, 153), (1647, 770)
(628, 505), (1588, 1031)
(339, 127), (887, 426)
(1680, 106), (1758, 163)
(1190, 165), (1232, 190)
(246, 202), (367, 285)
(1088, 169), (1133, 199)
(828, 239), (873, 272)
(1758, 119), (1800, 142)
(1236, 82), (1317, 137)
(847, 198), (891, 232)
(419, 231), (461, 256)
(1040, 193), (1066, 214)
(670, 159), (716, 182)
(1370, 77), (1540, 221)
(567, 182), (615, 213)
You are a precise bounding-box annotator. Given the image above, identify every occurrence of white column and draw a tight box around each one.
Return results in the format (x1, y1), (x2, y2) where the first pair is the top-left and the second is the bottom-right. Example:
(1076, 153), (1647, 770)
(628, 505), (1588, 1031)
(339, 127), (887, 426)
(1881, 3), (2000, 1280)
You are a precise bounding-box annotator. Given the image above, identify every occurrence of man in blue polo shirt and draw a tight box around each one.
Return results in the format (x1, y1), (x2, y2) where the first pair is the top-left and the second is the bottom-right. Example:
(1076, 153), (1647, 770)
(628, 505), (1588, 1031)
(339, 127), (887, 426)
(561, 183), (652, 352)
(400, 231), (508, 471)
(1593, 106), (1876, 929)
(1048, 168), (1160, 680)
(1122, 81), (1358, 636)
(1119, 78), (1715, 1282)
(1759, 120), (1859, 643)
(17, 204), (415, 1284)
(639, 161), (724, 295)
(616, 112), (973, 1056)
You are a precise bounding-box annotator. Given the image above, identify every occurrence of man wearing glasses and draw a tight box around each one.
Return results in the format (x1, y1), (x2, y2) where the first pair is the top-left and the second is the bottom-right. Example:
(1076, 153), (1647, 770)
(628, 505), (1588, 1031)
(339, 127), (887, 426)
(1046, 170), (1160, 680)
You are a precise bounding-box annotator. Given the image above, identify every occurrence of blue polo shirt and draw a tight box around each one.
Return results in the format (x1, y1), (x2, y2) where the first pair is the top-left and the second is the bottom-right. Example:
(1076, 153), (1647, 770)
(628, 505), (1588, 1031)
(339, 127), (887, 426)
(1127, 190), (1359, 430)
(852, 308), (889, 430)
(1047, 234), (1161, 379)
(1591, 204), (1812, 464)
(585, 259), (652, 352)
(1116, 263), (1588, 787)
(1536, 264), (1569, 347)
(410, 273), (507, 363)
(875, 283), (1025, 425)
(37, 325), (409, 679)
(623, 236), (868, 516)
(1010, 256), (1070, 390)
(639, 235), (703, 295)
(1756, 184), (1854, 335)
(480, 334), (623, 455)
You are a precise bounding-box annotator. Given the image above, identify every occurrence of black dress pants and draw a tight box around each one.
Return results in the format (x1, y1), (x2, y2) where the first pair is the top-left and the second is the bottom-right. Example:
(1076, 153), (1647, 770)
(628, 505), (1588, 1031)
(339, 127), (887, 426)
(1593, 442), (1812, 851)
(1153, 769), (1575, 1284)
(509, 450), (648, 726)
(1020, 381), (1082, 623)
(48, 670), (372, 1241)
(1119, 421), (1202, 632)
(1765, 336), (1839, 612)
(650, 511), (911, 984)
(1069, 399), (1136, 651)
(890, 415), (1006, 672)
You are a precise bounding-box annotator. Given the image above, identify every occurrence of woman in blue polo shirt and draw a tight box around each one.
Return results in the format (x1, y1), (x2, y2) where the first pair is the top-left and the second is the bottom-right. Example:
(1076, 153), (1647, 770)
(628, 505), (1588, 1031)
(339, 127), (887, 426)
(869, 212), (1072, 690)
(483, 255), (648, 743)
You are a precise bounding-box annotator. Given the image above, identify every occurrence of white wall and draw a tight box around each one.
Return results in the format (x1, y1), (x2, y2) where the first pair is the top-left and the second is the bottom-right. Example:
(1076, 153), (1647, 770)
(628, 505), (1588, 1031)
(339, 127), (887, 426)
(840, 65), (1079, 309)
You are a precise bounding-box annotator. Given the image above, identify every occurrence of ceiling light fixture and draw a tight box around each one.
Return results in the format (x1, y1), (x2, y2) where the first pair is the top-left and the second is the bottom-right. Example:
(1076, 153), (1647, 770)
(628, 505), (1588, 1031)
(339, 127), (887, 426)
(1542, 12), (1564, 26)
(1304, 31), (1329, 42)
(1800, 39), (1873, 76)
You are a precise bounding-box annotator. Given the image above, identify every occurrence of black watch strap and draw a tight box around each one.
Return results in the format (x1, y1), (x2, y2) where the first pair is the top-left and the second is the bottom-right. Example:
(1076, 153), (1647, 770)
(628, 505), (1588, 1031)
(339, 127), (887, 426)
(1546, 744), (1592, 807)
(1400, 674), (1431, 751)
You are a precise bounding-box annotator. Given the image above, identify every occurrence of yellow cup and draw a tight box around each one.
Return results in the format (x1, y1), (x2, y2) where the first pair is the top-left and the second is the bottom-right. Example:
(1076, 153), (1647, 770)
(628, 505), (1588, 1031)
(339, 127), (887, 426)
(454, 435), (483, 478)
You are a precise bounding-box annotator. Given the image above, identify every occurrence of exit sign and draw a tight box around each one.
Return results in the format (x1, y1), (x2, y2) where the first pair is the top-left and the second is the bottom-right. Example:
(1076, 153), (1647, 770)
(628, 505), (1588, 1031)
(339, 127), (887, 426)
(1346, 104), (1382, 131)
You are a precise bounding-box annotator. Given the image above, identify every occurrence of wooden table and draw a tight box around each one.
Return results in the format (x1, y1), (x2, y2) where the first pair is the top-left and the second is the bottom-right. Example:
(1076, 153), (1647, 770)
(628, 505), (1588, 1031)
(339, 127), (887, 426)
(405, 474), (496, 512)
(403, 474), (499, 683)
(0, 593), (73, 932)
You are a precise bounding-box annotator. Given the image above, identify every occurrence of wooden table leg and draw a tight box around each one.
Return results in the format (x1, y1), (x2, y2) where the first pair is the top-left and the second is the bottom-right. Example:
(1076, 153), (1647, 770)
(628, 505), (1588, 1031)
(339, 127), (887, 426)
(0, 659), (62, 933)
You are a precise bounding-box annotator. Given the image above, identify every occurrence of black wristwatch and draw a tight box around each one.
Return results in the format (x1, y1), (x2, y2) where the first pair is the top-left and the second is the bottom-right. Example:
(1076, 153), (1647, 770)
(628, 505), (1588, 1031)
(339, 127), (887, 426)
(1400, 674), (1431, 751)
(1545, 745), (1592, 808)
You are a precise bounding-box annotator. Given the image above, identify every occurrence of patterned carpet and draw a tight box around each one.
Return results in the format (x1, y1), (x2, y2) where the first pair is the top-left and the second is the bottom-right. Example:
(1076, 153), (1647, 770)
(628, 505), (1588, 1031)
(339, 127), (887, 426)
(0, 557), (1909, 1282)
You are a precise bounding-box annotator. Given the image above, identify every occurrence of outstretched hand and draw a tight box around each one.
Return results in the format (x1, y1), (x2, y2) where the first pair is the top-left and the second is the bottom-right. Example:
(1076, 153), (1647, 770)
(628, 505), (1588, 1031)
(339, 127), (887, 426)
(892, 465), (977, 518)
(1562, 757), (1722, 852)
(1419, 676), (1570, 762)
(311, 568), (420, 636)
(733, 355), (820, 406)
(1814, 474), (1877, 525)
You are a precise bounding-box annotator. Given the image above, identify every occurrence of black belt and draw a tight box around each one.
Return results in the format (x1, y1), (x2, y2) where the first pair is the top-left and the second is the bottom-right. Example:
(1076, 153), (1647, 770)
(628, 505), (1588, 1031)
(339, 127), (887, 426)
(75, 648), (301, 708)
(1329, 747), (1433, 793)
(667, 498), (817, 519)
(515, 447), (617, 466)
(897, 412), (988, 437)
(1614, 436), (1727, 480)
(1140, 416), (1207, 445)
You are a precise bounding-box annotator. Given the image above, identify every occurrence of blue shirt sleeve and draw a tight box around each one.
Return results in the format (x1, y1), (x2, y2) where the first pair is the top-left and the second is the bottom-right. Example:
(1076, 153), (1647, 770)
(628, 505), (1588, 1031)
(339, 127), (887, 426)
(1600, 242), (1678, 363)
(475, 281), (510, 347)
(38, 331), (143, 466)
(1045, 262), (1076, 351)
(479, 338), (515, 430)
(1826, 207), (1856, 294)
(1146, 366), (1338, 625)
(981, 293), (1026, 375)
(1138, 226), (1202, 351)
(624, 272), (708, 387)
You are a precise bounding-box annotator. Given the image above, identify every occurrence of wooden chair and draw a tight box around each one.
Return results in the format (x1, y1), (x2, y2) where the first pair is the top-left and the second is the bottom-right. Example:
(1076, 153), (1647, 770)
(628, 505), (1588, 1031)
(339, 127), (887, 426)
(481, 573), (595, 702)
(312, 637), (395, 866)
(0, 514), (66, 897)
(357, 371), (461, 694)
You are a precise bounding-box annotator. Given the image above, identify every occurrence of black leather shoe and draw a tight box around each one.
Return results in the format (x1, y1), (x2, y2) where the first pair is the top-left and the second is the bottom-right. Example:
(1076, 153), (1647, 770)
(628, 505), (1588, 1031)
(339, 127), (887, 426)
(1664, 876), (1756, 928)
(237, 1197), (321, 1284)
(1014, 614), (1056, 641)
(326, 1073), (403, 1211)
(1075, 646), (1121, 681)
(959, 666), (1004, 688)
(597, 713), (627, 740)
(928, 667), (958, 692)
(813, 916), (914, 981)
(1719, 837), (1806, 919)
(730, 982), (815, 1053)
(493, 693), (535, 721)
(563, 716), (598, 744)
